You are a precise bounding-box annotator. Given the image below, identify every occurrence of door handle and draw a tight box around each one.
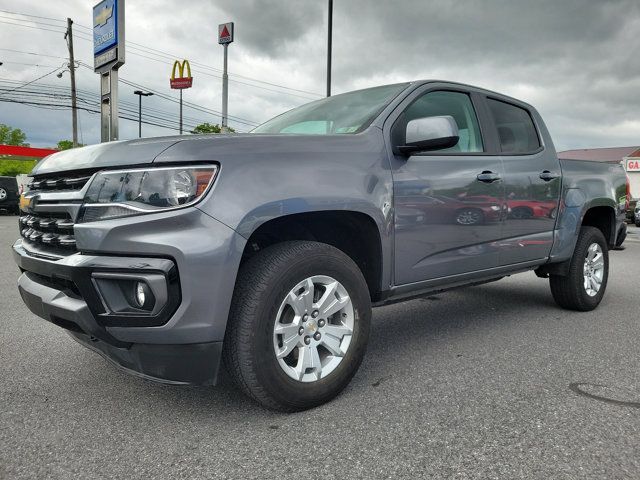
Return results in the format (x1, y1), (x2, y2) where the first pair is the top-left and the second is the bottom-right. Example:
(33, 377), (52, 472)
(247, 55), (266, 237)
(539, 170), (560, 181)
(476, 171), (501, 183)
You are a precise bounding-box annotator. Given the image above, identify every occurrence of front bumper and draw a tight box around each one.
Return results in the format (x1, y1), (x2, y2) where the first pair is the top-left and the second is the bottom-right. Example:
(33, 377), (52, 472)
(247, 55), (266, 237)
(14, 244), (222, 385)
(17, 269), (222, 384)
(12, 207), (247, 385)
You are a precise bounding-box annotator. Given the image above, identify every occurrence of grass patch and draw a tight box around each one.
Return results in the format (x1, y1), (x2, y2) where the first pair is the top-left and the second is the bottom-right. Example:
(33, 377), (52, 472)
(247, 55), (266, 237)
(0, 157), (38, 176)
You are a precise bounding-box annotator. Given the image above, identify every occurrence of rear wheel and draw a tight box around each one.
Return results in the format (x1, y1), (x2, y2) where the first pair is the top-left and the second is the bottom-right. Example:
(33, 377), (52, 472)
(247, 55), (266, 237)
(549, 226), (609, 311)
(223, 241), (371, 411)
(511, 206), (533, 219)
(615, 224), (627, 248)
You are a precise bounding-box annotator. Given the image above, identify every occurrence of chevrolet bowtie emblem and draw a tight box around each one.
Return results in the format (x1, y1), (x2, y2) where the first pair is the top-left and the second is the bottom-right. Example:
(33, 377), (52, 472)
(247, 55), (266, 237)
(94, 5), (113, 28)
(19, 194), (33, 212)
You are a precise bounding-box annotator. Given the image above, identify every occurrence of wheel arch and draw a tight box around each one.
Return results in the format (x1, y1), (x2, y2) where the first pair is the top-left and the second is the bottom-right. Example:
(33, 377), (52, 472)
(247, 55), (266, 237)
(581, 204), (616, 247)
(239, 210), (384, 302)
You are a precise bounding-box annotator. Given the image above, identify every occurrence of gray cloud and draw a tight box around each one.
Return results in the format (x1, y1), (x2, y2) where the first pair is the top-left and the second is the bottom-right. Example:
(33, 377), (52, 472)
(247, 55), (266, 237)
(0, 0), (638, 150)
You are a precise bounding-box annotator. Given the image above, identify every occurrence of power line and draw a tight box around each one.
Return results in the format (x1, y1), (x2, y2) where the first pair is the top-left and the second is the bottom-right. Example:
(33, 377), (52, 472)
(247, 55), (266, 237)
(0, 47), (67, 60)
(0, 14), (69, 30)
(0, 8), (67, 24)
(0, 85), (201, 130)
(0, 82), (217, 126)
(0, 20), (65, 35)
(0, 65), (64, 98)
(0, 97), (197, 132)
(0, 61), (57, 68)
(115, 74), (260, 126)
(0, 79), (250, 132)
(0, 9), (323, 99)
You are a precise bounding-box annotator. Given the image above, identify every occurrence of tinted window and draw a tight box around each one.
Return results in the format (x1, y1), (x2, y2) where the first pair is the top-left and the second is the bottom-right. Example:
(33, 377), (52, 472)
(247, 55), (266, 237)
(487, 99), (540, 153)
(396, 91), (484, 153)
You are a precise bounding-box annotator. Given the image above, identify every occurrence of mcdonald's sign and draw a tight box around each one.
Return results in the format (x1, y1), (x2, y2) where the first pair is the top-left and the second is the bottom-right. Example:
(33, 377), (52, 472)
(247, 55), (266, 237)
(170, 59), (193, 89)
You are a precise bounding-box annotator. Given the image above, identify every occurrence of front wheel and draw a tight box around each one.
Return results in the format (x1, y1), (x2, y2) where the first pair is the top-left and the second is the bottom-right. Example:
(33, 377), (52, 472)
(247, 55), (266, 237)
(549, 226), (609, 311)
(223, 241), (371, 411)
(455, 208), (484, 225)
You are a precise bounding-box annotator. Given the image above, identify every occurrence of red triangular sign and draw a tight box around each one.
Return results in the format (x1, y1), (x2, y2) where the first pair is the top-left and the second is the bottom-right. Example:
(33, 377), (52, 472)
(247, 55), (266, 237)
(220, 25), (230, 38)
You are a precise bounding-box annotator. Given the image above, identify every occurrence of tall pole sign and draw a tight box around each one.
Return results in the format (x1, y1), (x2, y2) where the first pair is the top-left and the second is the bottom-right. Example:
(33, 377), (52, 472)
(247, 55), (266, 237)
(327, 0), (333, 97)
(218, 22), (234, 133)
(93, 0), (125, 143)
(170, 60), (193, 134)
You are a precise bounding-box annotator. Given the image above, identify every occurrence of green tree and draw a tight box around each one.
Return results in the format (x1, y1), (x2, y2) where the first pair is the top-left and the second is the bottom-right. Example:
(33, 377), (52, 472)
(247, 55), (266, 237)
(190, 122), (235, 134)
(57, 140), (83, 150)
(0, 124), (29, 146)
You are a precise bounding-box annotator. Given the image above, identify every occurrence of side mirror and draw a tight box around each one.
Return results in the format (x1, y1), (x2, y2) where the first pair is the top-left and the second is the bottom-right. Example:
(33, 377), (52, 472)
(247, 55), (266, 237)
(397, 115), (459, 155)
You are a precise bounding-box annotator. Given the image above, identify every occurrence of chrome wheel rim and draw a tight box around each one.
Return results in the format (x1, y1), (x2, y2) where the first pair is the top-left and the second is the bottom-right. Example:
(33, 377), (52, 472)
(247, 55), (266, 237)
(583, 242), (605, 297)
(273, 275), (354, 383)
(0, 188), (6, 200)
(457, 209), (481, 225)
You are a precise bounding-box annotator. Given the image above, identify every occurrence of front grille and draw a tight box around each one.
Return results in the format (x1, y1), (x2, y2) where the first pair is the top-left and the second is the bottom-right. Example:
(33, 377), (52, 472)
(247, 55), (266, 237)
(27, 175), (91, 191)
(19, 212), (77, 251)
(19, 171), (97, 257)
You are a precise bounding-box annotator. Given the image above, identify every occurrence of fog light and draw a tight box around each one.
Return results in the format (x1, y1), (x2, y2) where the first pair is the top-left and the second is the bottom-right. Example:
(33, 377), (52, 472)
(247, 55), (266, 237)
(135, 282), (149, 308)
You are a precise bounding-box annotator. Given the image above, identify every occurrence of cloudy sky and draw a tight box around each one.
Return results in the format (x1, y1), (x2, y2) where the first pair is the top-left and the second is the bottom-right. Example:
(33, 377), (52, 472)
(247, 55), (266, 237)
(0, 0), (638, 150)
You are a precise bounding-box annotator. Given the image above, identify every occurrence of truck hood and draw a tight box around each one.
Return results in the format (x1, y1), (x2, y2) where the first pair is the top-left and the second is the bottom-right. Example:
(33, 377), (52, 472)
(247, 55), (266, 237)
(32, 132), (378, 176)
(32, 137), (182, 176)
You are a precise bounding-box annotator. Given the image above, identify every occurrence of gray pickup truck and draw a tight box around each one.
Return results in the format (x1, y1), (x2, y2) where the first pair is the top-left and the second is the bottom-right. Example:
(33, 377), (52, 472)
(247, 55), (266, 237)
(14, 81), (628, 411)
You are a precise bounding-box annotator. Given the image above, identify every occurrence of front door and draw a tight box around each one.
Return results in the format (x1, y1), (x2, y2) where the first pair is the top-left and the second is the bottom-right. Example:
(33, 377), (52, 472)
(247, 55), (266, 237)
(392, 89), (505, 285)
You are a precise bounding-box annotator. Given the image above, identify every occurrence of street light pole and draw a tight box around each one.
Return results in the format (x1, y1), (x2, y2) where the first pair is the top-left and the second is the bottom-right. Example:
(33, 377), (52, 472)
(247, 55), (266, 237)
(327, 0), (333, 97)
(133, 90), (153, 138)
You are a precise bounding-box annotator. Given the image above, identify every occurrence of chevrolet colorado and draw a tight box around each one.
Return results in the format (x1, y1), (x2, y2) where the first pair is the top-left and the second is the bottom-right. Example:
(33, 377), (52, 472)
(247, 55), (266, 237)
(14, 81), (628, 411)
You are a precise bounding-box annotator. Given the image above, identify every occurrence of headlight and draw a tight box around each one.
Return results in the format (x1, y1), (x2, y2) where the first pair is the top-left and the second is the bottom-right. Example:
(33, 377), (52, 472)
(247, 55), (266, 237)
(79, 165), (218, 222)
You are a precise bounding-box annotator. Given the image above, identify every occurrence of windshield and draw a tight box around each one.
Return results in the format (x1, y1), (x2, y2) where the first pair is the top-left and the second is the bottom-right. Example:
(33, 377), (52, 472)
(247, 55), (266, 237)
(252, 83), (409, 135)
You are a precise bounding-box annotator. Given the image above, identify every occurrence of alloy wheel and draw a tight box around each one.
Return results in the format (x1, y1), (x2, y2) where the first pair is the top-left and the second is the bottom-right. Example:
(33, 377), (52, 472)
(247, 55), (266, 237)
(583, 242), (605, 297)
(272, 275), (354, 382)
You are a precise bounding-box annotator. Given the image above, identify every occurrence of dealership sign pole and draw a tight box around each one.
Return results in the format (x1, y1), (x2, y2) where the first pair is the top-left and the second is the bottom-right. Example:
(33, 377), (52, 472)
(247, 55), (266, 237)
(93, 0), (125, 142)
(170, 60), (193, 134)
(218, 22), (234, 132)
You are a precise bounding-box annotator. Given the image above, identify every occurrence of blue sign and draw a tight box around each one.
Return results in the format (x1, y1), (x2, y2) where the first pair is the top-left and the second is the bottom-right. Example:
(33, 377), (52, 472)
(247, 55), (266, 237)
(93, 0), (118, 56)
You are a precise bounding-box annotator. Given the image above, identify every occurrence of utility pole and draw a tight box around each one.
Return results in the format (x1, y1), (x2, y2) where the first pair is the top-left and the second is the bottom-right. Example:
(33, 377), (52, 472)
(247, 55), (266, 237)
(327, 0), (333, 97)
(65, 18), (78, 147)
(133, 90), (153, 138)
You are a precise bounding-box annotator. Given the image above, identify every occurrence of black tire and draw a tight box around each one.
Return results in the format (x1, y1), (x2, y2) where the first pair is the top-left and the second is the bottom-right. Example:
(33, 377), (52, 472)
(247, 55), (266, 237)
(549, 226), (609, 311)
(223, 241), (371, 412)
(615, 224), (626, 248)
(511, 206), (533, 219)
(635, 220), (640, 228)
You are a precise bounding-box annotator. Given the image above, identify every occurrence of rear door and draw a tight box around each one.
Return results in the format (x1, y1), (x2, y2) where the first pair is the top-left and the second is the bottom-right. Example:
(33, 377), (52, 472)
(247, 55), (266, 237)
(390, 87), (506, 285)
(484, 97), (561, 265)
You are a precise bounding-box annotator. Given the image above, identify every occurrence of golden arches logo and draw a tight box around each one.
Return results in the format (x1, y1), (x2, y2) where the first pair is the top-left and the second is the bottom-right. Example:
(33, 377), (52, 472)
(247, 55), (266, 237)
(170, 60), (193, 89)
(171, 60), (192, 80)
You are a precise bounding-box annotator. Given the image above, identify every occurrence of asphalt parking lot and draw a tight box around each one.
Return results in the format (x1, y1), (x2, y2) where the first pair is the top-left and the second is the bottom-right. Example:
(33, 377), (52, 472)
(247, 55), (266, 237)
(1, 215), (639, 479)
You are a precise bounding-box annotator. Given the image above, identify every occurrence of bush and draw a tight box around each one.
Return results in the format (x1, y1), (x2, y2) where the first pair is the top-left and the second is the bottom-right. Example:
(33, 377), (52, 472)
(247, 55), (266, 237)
(0, 158), (38, 176)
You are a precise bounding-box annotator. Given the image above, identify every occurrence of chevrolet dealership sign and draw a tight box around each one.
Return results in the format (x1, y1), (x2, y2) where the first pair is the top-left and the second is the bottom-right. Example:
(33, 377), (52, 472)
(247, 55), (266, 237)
(93, 0), (125, 72)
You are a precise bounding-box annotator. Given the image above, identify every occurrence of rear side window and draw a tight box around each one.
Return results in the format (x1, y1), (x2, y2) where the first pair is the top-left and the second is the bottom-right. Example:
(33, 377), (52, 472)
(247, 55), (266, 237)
(487, 99), (540, 154)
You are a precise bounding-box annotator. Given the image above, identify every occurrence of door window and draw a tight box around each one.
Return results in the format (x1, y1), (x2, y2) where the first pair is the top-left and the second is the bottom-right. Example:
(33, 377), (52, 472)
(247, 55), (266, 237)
(487, 99), (540, 154)
(395, 91), (484, 153)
